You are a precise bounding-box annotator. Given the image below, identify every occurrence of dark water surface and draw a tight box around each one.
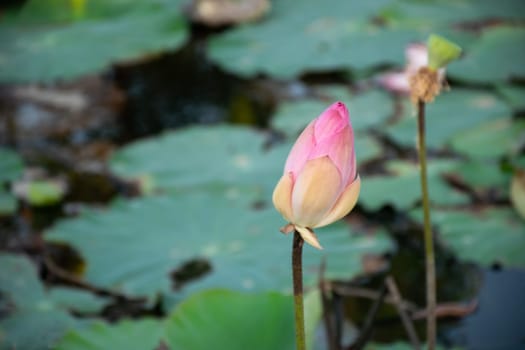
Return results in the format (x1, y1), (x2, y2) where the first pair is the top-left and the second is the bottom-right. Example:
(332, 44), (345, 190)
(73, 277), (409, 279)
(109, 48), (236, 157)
(444, 268), (525, 350)
(2, 25), (524, 350)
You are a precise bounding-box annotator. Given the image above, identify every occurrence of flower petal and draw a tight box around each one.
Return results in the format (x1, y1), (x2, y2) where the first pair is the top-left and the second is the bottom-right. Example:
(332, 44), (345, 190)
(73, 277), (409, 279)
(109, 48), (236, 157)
(406, 43), (428, 76)
(295, 226), (322, 250)
(307, 125), (355, 186)
(314, 101), (349, 144)
(378, 71), (411, 94)
(315, 175), (361, 228)
(272, 172), (294, 223)
(327, 127), (355, 185)
(284, 122), (315, 180)
(291, 156), (341, 228)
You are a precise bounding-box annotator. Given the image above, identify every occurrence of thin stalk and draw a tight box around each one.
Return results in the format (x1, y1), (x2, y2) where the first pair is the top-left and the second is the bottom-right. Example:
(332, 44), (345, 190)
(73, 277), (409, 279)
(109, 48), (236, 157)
(319, 258), (339, 350)
(349, 282), (387, 350)
(292, 231), (306, 350)
(416, 100), (436, 350)
(385, 276), (421, 350)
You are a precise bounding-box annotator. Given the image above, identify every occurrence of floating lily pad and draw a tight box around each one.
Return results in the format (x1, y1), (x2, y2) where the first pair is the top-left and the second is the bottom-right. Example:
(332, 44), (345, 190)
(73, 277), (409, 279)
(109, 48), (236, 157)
(349, 90), (394, 130)
(164, 290), (295, 350)
(272, 100), (329, 137)
(448, 27), (525, 84)
(48, 287), (111, 314)
(45, 190), (393, 299)
(2, 0), (136, 23)
(0, 253), (83, 350)
(0, 189), (17, 215)
(110, 126), (282, 196)
(1, 311), (79, 350)
(411, 208), (525, 267)
(0, 148), (23, 183)
(56, 289), (321, 350)
(354, 136), (383, 165)
(381, 0), (525, 28)
(164, 290), (320, 350)
(0, 148), (21, 214)
(450, 118), (525, 159)
(55, 319), (164, 350)
(0, 0), (188, 83)
(386, 89), (511, 149)
(497, 85), (525, 111)
(452, 160), (509, 196)
(360, 160), (470, 211)
(207, 0), (423, 78)
(0, 254), (45, 305)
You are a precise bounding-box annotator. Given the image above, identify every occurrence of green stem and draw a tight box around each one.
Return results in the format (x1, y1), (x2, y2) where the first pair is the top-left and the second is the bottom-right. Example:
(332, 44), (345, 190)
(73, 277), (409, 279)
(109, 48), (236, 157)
(417, 100), (436, 350)
(292, 231), (306, 350)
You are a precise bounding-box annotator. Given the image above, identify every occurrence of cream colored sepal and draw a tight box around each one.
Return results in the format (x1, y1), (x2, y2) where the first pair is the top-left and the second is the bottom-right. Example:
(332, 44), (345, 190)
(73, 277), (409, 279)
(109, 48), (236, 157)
(294, 226), (322, 250)
(279, 224), (323, 250)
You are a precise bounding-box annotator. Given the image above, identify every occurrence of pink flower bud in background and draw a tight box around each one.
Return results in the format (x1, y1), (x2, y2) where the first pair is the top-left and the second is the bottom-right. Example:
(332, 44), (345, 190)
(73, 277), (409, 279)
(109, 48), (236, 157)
(379, 43), (445, 94)
(272, 101), (360, 249)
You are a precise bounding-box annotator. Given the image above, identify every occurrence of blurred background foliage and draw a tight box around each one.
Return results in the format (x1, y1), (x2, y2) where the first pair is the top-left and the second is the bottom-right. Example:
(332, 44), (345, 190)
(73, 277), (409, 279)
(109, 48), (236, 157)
(0, 0), (524, 349)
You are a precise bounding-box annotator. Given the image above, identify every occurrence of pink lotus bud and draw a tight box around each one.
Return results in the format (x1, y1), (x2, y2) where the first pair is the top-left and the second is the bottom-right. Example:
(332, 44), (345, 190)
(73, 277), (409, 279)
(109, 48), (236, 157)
(379, 43), (445, 94)
(272, 101), (361, 249)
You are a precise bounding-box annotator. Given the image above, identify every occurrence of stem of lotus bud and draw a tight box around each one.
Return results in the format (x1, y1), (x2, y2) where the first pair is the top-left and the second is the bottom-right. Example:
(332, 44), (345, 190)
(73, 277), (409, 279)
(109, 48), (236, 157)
(292, 231), (306, 350)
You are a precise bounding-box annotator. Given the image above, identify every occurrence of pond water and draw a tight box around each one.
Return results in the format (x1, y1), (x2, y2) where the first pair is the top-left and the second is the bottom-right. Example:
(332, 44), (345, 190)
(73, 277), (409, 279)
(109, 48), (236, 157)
(1, 5), (525, 349)
(443, 268), (525, 349)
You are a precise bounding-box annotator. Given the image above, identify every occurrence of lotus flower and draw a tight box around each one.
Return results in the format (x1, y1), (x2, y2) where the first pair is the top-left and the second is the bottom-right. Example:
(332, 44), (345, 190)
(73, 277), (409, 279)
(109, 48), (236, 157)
(379, 43), (445, 94)
(272, 101), (360, 249)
